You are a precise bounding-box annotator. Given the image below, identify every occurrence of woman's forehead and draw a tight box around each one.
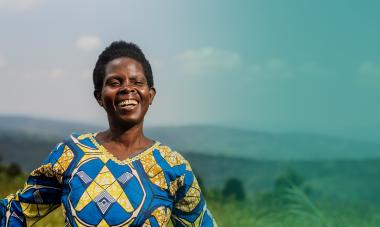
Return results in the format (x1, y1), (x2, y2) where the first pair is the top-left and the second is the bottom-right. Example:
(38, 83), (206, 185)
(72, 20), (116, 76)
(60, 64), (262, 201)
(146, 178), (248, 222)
(105, 57), (144, 74)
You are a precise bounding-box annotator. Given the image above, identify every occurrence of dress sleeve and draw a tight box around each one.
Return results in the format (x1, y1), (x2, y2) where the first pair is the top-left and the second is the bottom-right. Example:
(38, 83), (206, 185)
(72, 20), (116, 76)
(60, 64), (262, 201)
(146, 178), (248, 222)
(170, 154), (217, 227)
(0, 142), (72, 226)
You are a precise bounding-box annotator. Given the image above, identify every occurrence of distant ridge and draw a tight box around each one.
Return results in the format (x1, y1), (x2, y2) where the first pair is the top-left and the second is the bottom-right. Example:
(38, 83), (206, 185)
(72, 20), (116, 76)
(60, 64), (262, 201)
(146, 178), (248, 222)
(0, 115), (103, 139)
(146, 125), (380, 160)
(0, 115), (379, 160)
(1, 115), (380, 203)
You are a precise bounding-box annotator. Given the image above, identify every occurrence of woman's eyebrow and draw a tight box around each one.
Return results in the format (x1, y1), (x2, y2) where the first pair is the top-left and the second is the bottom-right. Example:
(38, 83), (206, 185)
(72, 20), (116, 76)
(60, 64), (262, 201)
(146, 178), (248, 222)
(128, 74), (146, 80)
(105, 75), (119, 79)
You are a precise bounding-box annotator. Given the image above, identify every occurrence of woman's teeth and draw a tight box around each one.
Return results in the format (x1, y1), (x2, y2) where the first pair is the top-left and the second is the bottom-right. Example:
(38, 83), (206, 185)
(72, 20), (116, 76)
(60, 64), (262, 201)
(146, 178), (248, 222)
(118, 100), (138, 107)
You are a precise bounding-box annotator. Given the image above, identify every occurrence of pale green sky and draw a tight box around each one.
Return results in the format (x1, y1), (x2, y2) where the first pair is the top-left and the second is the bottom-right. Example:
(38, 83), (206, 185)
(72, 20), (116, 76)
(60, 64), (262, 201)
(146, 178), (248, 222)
(0, 0), (379, 142)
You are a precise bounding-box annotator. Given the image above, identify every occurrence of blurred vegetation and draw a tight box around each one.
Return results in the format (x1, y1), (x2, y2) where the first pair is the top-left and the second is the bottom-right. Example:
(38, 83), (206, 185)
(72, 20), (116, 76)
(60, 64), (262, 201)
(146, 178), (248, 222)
(205, 173), (380, 227)
(1, 119), (380, 225)
(222, 178), (245, 201)
(1, 165), (380, 227)
(5, 162), (23, 177)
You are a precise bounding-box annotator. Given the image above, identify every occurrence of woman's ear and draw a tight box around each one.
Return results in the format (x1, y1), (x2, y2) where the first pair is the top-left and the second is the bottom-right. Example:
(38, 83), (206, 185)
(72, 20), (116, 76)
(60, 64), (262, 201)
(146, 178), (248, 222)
(149, 87), (156, 105)
(94, 90), (103, 106)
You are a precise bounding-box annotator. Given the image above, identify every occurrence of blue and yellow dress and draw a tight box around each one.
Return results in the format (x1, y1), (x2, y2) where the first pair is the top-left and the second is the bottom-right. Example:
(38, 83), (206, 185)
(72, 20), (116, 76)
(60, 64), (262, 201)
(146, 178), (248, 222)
(0, 133), (216, 226)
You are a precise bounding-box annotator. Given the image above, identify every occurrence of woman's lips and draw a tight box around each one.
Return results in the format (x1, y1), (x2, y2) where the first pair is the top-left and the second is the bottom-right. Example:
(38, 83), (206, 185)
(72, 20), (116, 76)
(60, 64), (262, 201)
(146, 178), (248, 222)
(118, 99), (138, 110)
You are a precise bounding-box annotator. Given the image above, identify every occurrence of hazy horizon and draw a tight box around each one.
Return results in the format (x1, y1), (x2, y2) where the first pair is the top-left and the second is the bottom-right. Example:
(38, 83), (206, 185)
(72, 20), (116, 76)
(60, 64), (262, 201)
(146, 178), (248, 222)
(1, 1), (380, 143)
(1, 114), (379, 145)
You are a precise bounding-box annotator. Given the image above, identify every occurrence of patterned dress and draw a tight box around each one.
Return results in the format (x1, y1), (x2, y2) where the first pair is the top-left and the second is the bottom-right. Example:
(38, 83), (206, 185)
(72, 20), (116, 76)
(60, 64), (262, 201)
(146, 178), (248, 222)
(0, 133), (216, 226)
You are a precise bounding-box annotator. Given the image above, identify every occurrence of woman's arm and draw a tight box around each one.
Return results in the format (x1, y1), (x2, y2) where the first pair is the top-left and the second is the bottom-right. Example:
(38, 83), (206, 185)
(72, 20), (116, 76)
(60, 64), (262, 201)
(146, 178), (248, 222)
(0, 142), (72, 226)
(170, 154), (217, 227)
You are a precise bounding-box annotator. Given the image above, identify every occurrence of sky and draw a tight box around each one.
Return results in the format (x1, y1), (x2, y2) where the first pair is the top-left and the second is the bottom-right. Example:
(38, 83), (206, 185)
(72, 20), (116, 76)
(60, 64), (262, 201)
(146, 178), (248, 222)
(0, 0), (379, 142)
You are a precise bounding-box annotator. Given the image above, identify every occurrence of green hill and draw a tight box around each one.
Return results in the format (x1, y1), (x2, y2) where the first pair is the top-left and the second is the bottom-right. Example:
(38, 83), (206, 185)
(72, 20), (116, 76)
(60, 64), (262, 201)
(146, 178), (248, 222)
(1, 115), (379, 160)
(1, 129), (380, 204)
(1, 116), (380, 204)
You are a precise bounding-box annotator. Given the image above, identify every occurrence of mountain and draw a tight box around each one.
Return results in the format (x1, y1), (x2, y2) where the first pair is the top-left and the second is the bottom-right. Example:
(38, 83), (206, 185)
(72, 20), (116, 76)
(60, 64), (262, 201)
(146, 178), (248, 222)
(146, 126), (380, 160)
(0, 115), (103, 139)
(0, 115), (379, 161)
(1, 116), (380, 203)
(1, 130), (379, 203)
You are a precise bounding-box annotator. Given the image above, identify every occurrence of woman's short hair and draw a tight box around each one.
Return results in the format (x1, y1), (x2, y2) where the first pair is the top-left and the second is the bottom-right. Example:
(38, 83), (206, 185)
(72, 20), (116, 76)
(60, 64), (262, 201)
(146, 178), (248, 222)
(93, 41), (154, 91)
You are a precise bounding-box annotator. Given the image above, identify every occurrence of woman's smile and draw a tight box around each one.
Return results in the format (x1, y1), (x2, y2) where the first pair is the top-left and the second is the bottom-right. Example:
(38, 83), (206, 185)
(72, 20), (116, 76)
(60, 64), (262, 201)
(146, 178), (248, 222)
(117, 99), (138, 110)
(96, 57), (156, 127)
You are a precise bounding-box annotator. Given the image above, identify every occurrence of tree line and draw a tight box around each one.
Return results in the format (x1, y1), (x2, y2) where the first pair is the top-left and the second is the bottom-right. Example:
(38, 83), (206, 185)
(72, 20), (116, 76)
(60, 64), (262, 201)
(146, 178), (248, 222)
(0, 155), (22, 177)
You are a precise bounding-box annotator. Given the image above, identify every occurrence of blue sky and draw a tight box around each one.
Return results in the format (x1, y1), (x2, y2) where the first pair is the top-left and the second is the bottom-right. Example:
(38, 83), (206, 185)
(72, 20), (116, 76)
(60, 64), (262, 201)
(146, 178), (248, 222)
(0, 0), (379, 142)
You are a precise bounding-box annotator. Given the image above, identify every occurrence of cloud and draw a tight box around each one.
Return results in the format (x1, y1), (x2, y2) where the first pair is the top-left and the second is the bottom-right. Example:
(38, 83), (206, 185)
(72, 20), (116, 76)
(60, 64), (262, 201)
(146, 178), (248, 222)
(0, 0), (44, 11)
(18, 68), (66, 80)
(177, 47), (242, 76)
(176, 48), (295, 79)
(355, 61), (380, 87)
(75, 36), (101, 51)
(49, 68), (64, 79)
(79, 69), (92, 79)
(248, 58), (294, 79)
(176, 48), (326, 81)
(357, 62), (380, 80)
(150, 58), (164, 70)
(248, 60), (333, 80)
(0, 55), (6, 68)
(297, 62), (329, 77)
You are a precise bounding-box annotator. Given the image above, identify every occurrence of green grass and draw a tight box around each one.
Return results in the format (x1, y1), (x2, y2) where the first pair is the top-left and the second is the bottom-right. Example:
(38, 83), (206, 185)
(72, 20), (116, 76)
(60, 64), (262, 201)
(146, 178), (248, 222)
(0, 173), (63, 226)
(207, 188), (380, 227)
(2, 173), (380, 227)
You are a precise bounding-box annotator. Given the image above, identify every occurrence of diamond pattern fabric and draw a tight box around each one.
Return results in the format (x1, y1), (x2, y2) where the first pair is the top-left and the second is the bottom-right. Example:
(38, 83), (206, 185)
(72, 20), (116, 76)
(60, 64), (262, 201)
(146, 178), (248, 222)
(0, 133), (217, 226)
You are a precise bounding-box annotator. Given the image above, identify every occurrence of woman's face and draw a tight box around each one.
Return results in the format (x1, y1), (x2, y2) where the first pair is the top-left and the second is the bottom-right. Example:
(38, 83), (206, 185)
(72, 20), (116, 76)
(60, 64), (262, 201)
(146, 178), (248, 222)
(95, 57), (156, 127)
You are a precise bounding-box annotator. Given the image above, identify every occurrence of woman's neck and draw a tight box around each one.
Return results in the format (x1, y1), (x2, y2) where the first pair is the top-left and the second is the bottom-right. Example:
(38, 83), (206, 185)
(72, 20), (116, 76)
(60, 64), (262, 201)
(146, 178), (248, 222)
(97, 121), (153, 159)
(107, 122), (146, 144)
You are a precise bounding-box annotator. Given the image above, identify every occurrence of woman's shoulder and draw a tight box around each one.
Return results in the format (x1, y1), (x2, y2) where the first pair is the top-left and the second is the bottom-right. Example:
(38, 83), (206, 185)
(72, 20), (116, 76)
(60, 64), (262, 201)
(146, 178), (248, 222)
(53, 132), (103, 152)
(46, 132), (97, 161)
(151, 142), (191, 168)
(139, 142), (194, 192)
(63, 132), (97, 145)
(41, 132), (99, 176)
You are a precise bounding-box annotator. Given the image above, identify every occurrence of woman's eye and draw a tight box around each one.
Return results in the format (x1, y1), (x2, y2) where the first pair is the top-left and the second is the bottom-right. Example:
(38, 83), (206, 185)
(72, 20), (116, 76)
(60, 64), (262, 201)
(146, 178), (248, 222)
(134, 81), (145, 86)
(107, 80), (120, 86)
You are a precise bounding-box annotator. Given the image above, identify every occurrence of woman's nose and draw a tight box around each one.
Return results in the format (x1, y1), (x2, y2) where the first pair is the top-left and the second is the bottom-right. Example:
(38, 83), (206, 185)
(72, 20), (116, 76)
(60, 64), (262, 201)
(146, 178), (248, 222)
(118, 83), (135, 94)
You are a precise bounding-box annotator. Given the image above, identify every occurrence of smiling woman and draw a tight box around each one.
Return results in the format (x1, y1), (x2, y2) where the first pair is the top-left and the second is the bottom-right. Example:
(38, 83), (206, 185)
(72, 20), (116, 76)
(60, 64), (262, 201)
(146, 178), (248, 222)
(0, 41), (217, 227)
(95, 57), (156, 136)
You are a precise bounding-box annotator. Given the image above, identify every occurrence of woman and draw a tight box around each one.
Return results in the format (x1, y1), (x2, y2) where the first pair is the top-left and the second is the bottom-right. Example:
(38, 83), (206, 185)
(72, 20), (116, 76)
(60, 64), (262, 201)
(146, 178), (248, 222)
(0, 41), (217, 226)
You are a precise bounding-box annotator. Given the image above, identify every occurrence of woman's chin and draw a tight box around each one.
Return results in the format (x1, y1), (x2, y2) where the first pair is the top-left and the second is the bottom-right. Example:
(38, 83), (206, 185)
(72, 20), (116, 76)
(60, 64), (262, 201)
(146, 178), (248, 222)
(112, 114), (144, 127)
(117, 104), (138, 112)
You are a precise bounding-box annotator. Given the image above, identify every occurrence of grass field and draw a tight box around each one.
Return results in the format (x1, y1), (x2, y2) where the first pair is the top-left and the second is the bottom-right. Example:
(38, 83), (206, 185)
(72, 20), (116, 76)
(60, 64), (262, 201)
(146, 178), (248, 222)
(1, 172), (379, 226)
